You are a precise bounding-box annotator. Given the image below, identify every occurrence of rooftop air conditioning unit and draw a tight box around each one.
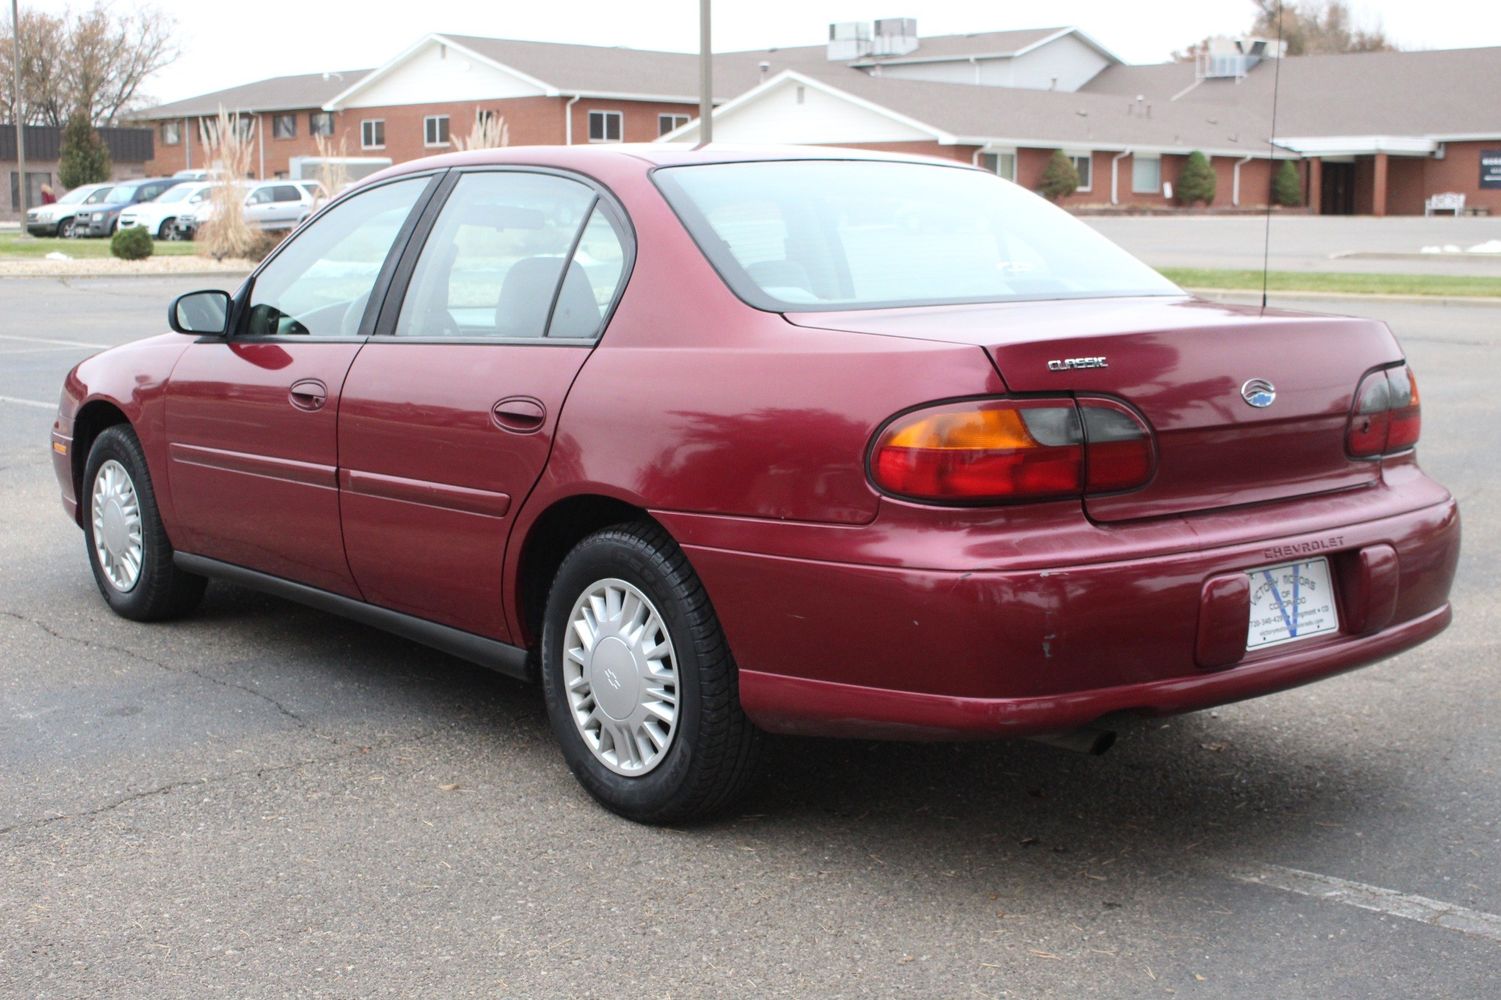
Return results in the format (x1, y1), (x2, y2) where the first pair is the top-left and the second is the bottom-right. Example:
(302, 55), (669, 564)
(827, 21), (873, 61)
(872, 17), (919, 56)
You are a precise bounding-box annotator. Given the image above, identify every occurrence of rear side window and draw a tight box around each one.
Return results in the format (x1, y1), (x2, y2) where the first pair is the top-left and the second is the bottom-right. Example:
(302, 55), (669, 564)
(393, 172), (622, 340)
(654, 160), (1179, 310)
(244, 177), (428, 338)
(272, 185), (303, 202)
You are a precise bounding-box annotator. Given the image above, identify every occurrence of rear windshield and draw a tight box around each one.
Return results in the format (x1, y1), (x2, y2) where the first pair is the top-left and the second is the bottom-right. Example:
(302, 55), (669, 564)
(653, 160), (1179, 311)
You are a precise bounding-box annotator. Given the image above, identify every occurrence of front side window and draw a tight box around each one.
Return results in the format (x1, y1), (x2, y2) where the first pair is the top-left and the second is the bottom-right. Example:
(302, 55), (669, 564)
(424, 115), (450, 146)
(394, 171), (622, 340)
(654, 160), (1178, 311)
(588, 110), (622, 143)
(1132, 155), (1162, 195)
(273, 114), (296, 139)
(361, 119), (385, 149)
(310, 112), (334, 137)
(161, 121), (181, 146)
(244, 177), (428, 338)
(658, 114), (689, 137)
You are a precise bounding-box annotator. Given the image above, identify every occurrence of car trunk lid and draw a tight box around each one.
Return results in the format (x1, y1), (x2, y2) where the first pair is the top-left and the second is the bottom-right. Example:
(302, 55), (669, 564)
(785, 296), (1403, 522)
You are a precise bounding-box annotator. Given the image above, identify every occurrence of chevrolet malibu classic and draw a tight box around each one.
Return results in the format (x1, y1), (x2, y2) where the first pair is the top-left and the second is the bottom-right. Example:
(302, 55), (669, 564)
(50, 145), (1460, 822)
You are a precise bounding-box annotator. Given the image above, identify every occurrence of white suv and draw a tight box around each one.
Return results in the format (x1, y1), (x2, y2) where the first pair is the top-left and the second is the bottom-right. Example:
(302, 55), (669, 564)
(174, 181), (318, 239)
(118, 182), (215, 240)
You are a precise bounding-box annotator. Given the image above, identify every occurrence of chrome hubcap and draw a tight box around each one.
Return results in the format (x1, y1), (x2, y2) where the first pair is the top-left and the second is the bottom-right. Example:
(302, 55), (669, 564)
(563, 578), (679, 776)
(91, 459), (144, 592)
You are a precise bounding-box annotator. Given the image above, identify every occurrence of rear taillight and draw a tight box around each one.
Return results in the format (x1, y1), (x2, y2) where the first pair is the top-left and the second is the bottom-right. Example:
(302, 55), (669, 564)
(869, 398), (1153, 503)
(1347, 364), (1421, 458)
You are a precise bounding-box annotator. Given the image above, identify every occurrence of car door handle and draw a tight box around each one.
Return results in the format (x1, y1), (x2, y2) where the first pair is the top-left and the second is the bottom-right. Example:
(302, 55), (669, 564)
(289, 378), (328, 411)
(491, 396), (545, 433)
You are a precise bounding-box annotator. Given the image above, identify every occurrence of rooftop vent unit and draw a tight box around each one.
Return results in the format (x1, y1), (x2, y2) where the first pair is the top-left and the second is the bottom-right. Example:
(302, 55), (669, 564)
(828, 21), (873, 61)
(1196, 35), (1286, 81)
(872, 17), (919, 56)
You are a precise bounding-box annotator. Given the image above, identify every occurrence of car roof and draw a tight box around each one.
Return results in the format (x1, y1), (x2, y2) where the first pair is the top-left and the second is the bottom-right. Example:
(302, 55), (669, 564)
(361, 142), (976, 186)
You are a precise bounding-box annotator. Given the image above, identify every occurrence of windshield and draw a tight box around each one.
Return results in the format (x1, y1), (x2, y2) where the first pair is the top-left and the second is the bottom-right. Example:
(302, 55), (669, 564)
(57, 186), (93, 205)
(654, 160), (1180, 311)
(103, 184), (140, 203)
(83, 186), (114, 204)
(154, 184), (197, 203)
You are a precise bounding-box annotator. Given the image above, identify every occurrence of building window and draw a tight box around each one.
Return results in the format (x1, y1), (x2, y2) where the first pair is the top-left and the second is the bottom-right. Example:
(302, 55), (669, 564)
(658, 113), (690, 137)
(979, 151), (1017, 181)
(310, 112), (334, 137)
(273, 114), (296, 140)
(361, 119), (386, 149)
(1132, 155), (1162, 195)
(588, 110), (622, 143)
(235, 116), (255, 140)
(424, 115), (450, 147)
(11, 170), (52, 210)
(160, 121), (181, 146)
(1069, 153), (1092, 192)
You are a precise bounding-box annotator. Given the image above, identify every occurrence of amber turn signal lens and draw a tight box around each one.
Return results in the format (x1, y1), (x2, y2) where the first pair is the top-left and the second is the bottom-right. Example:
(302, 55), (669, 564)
(870, 398), (1155, 504)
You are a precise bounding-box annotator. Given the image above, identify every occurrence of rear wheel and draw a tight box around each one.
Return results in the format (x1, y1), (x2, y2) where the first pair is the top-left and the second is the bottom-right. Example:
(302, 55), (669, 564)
(81, 426), (205, 621)
(157, 218), (175, 240)
(541, 522), (761, 824)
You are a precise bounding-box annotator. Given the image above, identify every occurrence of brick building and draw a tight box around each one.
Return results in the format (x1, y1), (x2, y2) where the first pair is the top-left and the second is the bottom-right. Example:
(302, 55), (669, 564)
(128, 22), (1501, 216)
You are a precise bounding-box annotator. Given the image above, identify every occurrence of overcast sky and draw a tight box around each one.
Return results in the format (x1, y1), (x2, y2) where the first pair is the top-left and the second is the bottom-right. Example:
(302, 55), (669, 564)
(21, 0), (1501, 105)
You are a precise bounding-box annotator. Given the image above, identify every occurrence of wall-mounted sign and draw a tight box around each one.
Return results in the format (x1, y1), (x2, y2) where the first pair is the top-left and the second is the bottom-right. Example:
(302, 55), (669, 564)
(1482, 150), (1501, 189)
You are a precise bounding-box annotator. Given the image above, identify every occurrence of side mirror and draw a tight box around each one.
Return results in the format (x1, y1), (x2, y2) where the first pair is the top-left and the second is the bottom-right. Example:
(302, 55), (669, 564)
(169, 289), (232, 336)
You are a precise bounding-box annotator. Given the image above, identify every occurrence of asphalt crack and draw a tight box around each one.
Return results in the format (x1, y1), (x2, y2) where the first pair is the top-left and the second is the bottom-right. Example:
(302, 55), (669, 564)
(0, 729), (440, 837)
(0, 608), (339, 746)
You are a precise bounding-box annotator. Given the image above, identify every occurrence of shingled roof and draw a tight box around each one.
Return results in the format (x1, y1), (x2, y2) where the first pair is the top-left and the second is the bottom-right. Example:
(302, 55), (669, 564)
(134, 69), (372, 120)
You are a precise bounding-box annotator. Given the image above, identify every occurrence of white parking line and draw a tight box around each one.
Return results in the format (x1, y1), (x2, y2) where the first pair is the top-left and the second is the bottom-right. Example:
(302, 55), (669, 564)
(0, 333), (110, 349)
(0, 395), (55, 410)
(1226, 863), (1501, 944)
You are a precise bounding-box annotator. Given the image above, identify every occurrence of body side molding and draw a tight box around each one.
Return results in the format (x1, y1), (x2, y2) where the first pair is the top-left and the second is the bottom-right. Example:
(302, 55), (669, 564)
(174, 552), (531, 681)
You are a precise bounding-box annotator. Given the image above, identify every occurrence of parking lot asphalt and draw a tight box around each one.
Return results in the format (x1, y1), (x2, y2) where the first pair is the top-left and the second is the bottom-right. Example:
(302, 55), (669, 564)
(1, 275), (1498, 998)
(1086, 215), (1501, 276)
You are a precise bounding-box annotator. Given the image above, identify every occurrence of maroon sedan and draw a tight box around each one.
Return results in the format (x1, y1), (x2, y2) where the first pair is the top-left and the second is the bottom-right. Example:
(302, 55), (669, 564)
(50, 146), (1459, 822)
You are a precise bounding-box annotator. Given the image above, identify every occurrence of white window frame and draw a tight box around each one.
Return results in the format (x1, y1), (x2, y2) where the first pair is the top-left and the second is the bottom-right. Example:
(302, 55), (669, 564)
(980, 150), (1018, 182)
(361, 119), (385, 150)
(1131, 154), (1162, 195)
(1067, 152), (1093, 192)
(423, 115), (450, 148)
(588, 110), (623, 143)
(657, 113), (690, 137)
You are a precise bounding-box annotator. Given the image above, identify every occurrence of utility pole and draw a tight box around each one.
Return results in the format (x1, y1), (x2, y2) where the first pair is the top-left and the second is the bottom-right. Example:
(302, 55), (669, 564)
(10, 0), (27, 232)
(698, 0), (712, 144)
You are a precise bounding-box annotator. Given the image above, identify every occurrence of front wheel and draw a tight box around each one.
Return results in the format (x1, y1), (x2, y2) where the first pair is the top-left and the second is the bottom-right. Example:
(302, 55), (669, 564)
(81, 426), (206, 621)
(157, 218), (175, 240)
(541, 522), (761, 824)
(58, 217), (75, 238)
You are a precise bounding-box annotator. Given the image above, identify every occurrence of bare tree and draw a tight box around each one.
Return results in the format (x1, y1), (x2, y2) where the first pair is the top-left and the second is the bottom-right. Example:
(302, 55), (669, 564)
(1251, 0), (1395, 55)
(2, 3), (177, 126)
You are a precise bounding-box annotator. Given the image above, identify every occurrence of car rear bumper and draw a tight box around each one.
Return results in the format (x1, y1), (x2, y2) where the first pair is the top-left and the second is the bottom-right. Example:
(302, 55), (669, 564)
(666, 478), (1459, 740)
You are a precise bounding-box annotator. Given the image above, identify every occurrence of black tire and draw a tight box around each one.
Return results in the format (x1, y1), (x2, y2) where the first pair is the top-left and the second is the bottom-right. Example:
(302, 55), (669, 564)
(58, 217), (75, 239)
(81, 425), (206, 621)
(541, 522), (762, 824)
(157, 218), (175, 240)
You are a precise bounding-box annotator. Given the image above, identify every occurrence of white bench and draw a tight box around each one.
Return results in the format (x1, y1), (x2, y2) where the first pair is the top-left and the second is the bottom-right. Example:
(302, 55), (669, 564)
(1425, 193), (1466, 216)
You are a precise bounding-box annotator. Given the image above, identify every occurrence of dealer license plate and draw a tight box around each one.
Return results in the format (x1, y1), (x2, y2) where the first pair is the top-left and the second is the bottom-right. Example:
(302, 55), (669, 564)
(1245, 558), (1340, 651)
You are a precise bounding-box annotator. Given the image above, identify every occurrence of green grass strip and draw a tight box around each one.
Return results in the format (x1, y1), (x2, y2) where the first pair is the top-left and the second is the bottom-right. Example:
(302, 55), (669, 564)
(0, 232), (199, 259)
(1159, 267), (1501, 298)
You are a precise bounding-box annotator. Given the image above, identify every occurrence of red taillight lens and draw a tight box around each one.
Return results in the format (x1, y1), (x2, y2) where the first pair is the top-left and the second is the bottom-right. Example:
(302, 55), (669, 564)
(870, 398), (1153, 503)
(1347, 364), (1420, 458)
(1081, 400), (1154, 492)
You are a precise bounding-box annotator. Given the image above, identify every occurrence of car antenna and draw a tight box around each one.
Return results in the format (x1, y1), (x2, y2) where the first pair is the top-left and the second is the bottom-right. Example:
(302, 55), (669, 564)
(1261, 0), (1285, 314)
